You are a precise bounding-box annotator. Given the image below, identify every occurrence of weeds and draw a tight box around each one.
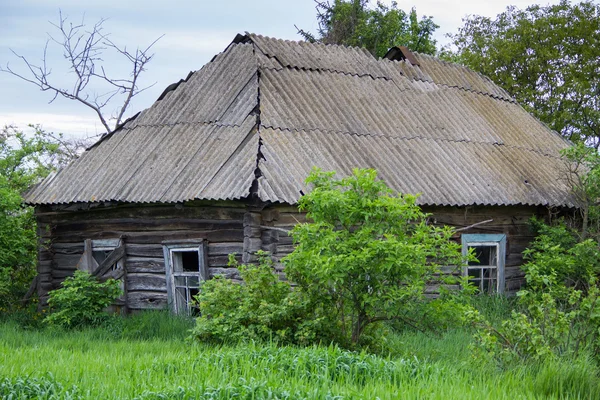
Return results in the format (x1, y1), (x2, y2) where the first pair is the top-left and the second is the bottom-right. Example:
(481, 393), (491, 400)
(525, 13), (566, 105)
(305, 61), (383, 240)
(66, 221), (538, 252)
(1, 311), (599, 399)
(0, 374), (80, 399)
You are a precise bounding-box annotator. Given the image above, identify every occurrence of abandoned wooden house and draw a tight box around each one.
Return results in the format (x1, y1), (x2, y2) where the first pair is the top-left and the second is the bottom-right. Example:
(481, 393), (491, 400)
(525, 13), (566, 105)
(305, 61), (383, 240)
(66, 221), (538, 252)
(24, 33), (577, 313)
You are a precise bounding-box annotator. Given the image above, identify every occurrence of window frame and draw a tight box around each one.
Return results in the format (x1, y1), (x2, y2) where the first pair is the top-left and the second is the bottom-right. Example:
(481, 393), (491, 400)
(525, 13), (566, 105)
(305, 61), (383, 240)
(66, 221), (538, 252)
(162, 240), (208, 314)
(91, 238), (123, 272)
(76, 238), (127, 309)
(461, 234), (506, 294)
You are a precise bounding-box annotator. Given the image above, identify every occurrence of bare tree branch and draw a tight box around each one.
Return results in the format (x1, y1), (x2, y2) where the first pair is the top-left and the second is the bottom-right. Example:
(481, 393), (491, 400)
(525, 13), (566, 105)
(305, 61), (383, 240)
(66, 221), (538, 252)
(0, 11), (162, 134)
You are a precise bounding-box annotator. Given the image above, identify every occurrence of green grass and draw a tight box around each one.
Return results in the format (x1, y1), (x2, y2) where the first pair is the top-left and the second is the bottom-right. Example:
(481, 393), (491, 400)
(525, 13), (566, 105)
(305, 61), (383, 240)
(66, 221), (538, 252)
(1, 311), (599, 399)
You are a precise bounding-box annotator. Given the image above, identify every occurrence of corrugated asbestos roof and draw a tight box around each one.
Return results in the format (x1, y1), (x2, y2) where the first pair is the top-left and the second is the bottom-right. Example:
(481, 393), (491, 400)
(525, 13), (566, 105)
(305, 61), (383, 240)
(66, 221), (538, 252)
(25, 33), (576, 208)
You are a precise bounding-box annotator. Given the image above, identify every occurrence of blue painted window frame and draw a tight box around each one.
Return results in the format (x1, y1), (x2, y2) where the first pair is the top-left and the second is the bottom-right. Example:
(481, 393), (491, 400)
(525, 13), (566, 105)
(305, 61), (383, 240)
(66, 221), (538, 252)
(461, 234), (506, 294)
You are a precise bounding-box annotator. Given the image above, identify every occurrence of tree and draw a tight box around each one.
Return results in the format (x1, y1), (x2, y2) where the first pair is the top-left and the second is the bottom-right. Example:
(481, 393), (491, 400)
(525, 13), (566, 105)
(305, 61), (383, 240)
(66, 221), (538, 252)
(283, 168), (469, 345)
(561, 143), (600, 240)
(297, 0), (439, 57)
(0, 125), (71, 311)
(450, 1), (600, 147)
(1, 11), (161, 134)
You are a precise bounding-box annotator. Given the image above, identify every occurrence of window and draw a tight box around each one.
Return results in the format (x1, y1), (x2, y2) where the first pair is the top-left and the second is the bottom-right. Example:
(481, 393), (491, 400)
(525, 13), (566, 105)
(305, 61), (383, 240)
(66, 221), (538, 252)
(461, 234), (506, 294)
(77, 239), (124, 277)
(75, 238), (126, 310)
(91, 239), (122, 273)
(162, 240), (208, 314)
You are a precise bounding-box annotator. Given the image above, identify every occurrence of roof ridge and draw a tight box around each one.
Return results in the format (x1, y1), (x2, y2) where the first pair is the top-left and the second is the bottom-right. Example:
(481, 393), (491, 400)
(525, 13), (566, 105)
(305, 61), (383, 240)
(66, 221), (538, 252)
(411, 52), (501, 81)
(259, 62), (515, 102)
(247, 34), (514, 102)
(260, 124), (563, 159)
(247, 32), (374, 55)
(415, 78), (516, 102)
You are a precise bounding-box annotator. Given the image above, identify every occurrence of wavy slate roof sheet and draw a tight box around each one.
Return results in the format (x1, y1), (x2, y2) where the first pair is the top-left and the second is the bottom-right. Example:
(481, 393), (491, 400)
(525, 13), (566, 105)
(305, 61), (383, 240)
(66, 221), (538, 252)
(393, 52), (514, 101)
(25, 33), (576, 208)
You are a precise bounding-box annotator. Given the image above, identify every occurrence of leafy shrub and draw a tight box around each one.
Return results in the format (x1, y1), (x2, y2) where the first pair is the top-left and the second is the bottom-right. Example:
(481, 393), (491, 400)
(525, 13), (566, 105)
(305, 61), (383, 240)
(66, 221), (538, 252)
(194, 169), (473, 349)
(44, 270), (122, 329)
(193, 252), (330, 345)
(526, 218), (600, 289)
(470, 220), (600, 362)
(284, 168), (472, 345)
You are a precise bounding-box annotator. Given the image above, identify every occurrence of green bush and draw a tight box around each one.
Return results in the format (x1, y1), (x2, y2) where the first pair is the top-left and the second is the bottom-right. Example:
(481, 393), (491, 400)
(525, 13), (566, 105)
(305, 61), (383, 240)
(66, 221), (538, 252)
(284, 168), (473, 345)
(193, 252), (331, 345)
(194, 169), (474, 349)
(44, 270), (122, 329)
(470, 219), (600, 363)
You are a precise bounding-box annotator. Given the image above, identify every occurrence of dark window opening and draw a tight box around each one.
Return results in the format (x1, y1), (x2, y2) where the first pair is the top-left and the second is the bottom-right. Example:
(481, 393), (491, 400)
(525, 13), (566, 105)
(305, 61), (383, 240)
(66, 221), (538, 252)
(92, 248), (119, 272)
(92, 250), (111, 265)
(181, 251), (199, 272)
(468, 245), (497, 267)
(172, 250), (200, 273)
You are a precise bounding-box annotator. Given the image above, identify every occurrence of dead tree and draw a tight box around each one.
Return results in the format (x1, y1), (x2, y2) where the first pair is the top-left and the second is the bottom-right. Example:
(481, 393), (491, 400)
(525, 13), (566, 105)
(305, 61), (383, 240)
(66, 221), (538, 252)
(1, 11), (162, 134)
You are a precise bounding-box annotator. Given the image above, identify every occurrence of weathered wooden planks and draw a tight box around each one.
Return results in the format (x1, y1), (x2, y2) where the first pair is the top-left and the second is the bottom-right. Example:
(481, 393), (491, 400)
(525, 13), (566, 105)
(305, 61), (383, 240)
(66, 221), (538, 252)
(36, 199), (564, 310)
(35, 203), (247, 223)
(259, 203), (548, 295)
(37, 202), (249, 310)
(127, 273), (167, 292)
(242, 211), (262, 263)
(127, 291), (168, 310)
(126, 257), (165, 273)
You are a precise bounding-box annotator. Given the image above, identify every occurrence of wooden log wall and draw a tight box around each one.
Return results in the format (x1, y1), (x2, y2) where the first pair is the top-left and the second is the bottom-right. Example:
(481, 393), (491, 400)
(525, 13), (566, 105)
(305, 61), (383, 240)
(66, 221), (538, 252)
(426, 205), (548, 293)
(259, 204), (549, 294)
(35, 201), (248, 310)
(261, 206), (305, 280)
(242, 210), (262, 264)
(34, 200), (556, 310)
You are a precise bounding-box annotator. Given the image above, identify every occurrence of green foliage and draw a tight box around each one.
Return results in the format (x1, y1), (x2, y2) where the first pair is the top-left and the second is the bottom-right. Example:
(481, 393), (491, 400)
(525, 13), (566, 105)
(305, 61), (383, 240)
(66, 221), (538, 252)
(0, 125), (72, 312)
(44, 271), (122, 329)
(0, 375), (81, 400)
(284, 168), (470, 345)
(523, 219), (600, 289)
(298, 0), (438, 57)
(450, 1), (600, 146)
(561, 143), (600, 240)
(470, 220), (600, 363)
(192, 252), (329, 345)
(3, 320), (600, 399)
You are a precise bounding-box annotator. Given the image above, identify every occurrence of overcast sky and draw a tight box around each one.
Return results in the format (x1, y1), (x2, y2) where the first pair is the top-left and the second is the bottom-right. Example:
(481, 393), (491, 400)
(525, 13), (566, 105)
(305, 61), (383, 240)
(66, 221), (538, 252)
(0, 0), (564, 138)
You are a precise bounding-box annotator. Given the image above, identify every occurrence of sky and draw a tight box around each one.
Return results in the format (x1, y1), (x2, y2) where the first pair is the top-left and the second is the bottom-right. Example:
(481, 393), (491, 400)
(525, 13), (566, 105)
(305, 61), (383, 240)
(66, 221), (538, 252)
(0, 0), (564, 139)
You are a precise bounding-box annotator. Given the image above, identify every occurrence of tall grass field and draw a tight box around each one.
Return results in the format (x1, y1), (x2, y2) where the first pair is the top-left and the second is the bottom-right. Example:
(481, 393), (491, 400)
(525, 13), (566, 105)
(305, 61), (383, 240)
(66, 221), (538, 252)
(1, 308), (599, 399)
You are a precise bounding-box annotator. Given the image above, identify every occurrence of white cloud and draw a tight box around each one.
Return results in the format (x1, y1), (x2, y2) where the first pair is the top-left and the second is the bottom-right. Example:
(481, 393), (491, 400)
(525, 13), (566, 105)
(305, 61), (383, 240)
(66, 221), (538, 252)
(0, 112), (103, 139)
(0, 0), (571, 138)
(135, 29), (234, 54)
(386, 0), (563, 44)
